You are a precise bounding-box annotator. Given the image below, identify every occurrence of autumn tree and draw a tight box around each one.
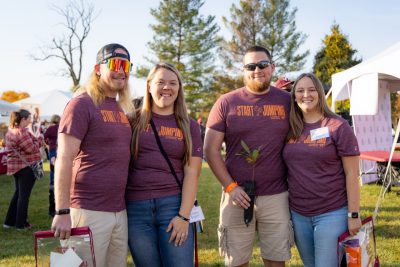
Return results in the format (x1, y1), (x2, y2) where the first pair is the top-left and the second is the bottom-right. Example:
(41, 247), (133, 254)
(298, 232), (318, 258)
(313, 23), (361, 113)
(1, 90), (30, 102)
(313, 23), (361, 89)
(31, 0), (96, 91)
(221, 0), (309, 75)
(137, 0), (220, 115)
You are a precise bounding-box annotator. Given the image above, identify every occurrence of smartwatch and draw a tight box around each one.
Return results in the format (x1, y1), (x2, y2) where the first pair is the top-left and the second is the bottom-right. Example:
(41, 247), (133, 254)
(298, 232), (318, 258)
(347, 212), (359, 218)
(55, 209), (70, 215)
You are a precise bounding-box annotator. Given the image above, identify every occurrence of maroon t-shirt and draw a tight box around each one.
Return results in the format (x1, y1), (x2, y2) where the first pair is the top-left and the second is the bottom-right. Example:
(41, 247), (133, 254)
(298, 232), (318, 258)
(207, 86), (291, 196)
(59, 93), (132, 212)
(126, 113), (203, 201)
(44, 124), (59, 151)
(282, 115), (360, 216)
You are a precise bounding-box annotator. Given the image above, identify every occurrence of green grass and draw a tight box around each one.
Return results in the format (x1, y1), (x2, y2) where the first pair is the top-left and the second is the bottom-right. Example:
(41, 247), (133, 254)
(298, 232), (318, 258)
(1, 162), (399, 266)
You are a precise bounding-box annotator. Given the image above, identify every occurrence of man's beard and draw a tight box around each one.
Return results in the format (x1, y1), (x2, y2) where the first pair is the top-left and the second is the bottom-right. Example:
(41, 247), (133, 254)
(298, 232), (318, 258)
(244, 76), (271, 93)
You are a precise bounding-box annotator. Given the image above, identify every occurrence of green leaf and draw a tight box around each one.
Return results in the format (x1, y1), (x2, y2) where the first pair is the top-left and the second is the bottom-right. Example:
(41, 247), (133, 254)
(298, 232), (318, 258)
(252, 149), (259, 161)
(241, 140), (251, 154)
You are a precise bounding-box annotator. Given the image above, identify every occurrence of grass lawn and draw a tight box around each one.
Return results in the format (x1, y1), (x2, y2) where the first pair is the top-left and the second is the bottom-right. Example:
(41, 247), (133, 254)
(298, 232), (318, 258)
(0, 162), (399, 266)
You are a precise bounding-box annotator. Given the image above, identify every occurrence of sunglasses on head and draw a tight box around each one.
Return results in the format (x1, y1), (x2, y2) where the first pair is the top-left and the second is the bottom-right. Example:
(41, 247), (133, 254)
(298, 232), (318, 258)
(244, 60), (272, 71)
(102, 58), (132, 73)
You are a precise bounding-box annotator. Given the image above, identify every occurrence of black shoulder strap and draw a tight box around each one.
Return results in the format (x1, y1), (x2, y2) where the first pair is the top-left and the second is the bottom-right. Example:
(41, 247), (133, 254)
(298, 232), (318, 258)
(150, 119), (183, 190)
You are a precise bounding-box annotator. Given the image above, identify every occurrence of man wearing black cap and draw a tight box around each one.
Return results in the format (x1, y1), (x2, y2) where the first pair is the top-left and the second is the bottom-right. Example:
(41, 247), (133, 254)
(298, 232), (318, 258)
(51, 43), (134, 267)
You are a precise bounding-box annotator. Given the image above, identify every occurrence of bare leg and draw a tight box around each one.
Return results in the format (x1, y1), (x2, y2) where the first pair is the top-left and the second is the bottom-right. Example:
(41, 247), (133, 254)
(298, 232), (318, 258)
(263, 259), (285, 267)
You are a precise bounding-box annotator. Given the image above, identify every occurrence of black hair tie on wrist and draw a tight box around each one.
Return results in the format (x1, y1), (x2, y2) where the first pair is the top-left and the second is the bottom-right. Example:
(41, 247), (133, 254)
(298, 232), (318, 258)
(177, 213), (190, 222)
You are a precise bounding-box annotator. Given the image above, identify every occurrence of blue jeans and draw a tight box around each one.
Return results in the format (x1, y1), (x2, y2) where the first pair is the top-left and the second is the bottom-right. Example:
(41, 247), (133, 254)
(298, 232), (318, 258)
(291, 206), (348, 267)
(48, 149), (57, 216)
(127, 194), (194, 267)
(48, 149), (57, 187)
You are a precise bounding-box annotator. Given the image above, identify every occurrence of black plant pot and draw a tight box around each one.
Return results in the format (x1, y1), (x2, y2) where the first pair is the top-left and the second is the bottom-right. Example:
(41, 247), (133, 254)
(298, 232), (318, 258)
(244, 180), (256, 227)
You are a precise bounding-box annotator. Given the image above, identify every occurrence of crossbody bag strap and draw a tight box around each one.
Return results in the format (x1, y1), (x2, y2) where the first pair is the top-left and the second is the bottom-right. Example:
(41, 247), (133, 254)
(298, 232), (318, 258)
(151, 119), (200, 267)
(150, 119), (183, 191)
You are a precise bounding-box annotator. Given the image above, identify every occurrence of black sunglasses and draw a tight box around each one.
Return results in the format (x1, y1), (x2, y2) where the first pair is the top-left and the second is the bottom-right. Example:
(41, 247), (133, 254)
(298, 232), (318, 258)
(244, 60), (272, 71)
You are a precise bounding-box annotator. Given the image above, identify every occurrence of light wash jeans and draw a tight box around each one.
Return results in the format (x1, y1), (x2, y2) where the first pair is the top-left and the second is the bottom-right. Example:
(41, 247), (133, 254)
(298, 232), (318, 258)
(291, 206), (348, 267)
(127, 194), (194, 267)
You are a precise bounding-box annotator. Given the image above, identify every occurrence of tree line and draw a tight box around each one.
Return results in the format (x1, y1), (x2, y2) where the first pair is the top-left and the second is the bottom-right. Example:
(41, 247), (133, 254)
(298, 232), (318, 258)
(32, 0), (361, 118)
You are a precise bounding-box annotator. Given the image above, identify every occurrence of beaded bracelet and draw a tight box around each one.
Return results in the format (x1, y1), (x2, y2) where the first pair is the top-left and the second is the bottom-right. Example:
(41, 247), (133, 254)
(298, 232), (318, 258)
(226, 181), (238, 193)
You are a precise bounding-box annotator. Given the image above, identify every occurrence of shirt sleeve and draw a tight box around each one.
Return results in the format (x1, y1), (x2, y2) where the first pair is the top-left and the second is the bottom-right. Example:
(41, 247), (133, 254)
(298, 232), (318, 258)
(58, 97), (90, 140)
(206, 96), (228, 133)
(334, 120), (360, 157)
(190, 119), (203, 158)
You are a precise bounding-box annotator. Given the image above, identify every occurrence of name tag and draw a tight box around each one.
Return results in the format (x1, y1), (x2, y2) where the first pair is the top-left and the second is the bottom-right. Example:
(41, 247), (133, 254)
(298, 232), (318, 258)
(190, 205), (205, 223)
(310, 127), (329, 141)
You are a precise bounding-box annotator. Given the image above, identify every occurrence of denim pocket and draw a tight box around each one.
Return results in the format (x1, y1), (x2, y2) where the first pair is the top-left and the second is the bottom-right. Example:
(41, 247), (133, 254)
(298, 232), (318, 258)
(218, 224), (228, 257)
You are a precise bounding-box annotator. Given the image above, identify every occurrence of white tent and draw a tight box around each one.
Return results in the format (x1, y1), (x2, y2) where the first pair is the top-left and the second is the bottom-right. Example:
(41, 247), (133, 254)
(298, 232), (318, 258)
(14, 90), (72, 120)
(0, 100), (18, 115)
(0, 100), (19, 124)
(332, 42), (400, 105)
(330, 42), (400, 183)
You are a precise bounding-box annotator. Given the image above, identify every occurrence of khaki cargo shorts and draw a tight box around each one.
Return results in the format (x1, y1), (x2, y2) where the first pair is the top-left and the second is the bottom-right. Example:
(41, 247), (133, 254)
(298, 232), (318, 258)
(217, 191), (293, 266)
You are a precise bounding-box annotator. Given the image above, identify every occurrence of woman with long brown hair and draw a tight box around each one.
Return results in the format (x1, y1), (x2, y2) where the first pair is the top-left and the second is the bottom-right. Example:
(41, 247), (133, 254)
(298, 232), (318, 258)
(3, 109), (43, 230)
(126, 63), (202, 267)
(283, 73), (361, 266)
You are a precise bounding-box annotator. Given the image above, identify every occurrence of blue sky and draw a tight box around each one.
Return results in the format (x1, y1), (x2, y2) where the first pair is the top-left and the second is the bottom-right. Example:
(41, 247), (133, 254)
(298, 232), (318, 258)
(1, 0), (399, 97)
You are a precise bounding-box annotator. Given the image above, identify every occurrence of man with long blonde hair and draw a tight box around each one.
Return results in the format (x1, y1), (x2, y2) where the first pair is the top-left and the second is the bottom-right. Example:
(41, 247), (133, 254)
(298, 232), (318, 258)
(51, 43), (134, 267)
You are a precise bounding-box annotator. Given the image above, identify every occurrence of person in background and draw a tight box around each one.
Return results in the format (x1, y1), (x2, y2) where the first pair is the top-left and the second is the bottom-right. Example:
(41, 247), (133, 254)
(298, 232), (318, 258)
(283, 73), (361, 267)
(3, 109), (43, 230)
(31, 107), (41, 135)
(132, 96), (144, 109)
(197, 117), (205, 144)
(51, 43), (134, 267)
(126, 63), (202, 267)
(44, 114), (61, 217)
(274, 76), (294, 92)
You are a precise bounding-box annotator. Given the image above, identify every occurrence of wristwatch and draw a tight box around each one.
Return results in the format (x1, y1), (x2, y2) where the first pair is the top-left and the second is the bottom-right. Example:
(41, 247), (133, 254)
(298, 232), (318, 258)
(347, 212), (359, 218)
(55, 209), (70, 215)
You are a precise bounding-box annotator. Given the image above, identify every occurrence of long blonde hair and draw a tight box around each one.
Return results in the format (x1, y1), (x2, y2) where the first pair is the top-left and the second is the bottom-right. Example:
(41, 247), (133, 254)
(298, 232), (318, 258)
(131, 63), (192, 165)
(80, 70), (134, 113)
(287, 73), (337, 141)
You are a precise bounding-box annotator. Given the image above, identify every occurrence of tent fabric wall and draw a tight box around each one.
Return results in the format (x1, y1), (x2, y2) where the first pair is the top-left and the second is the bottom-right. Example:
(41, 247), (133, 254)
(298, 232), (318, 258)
(349, 74), (379, 115)
(353, 81), (393, 183)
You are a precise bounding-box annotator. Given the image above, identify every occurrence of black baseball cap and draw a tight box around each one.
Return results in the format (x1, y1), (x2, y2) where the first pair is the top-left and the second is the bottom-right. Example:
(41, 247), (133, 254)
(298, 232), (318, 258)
(96, 43), (130, 64)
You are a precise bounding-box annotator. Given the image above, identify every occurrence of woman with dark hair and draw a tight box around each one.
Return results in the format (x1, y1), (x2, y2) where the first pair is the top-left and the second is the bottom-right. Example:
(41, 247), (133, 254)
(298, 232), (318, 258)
(44, 114), (61, 217)
(3, 109), (43, 230)
(283, 73), (361, 266)
(126, 63), (203, 267)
